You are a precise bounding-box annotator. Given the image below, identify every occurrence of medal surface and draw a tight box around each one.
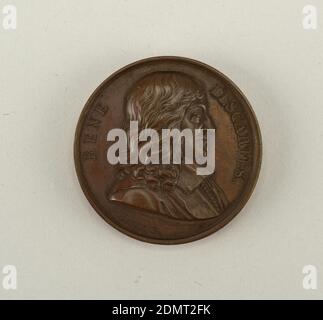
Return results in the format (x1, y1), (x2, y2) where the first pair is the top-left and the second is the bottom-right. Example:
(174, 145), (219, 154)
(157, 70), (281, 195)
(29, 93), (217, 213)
(74, 57), (262, 244)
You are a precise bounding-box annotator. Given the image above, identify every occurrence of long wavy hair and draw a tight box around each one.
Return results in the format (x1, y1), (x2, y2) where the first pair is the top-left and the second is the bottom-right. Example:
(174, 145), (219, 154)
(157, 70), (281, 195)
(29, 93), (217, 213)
(120, 72), (208, 191)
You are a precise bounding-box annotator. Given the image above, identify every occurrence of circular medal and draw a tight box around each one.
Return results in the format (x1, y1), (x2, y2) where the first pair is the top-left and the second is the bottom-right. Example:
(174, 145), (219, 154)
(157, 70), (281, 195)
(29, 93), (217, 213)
(74, 56), (262, 244)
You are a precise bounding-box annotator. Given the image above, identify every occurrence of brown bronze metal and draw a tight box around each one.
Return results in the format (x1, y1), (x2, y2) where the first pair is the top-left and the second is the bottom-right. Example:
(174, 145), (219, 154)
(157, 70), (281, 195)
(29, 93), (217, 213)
(74, 56), (262, 244)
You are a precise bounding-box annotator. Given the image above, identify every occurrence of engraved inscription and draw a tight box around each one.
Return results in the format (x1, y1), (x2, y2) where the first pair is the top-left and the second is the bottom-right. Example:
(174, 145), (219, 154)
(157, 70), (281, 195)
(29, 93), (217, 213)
(94, 103), (109, 117)
(85, 103), (110, 129)
(83, 133), (98, 144)
(85, 115), (102, 129)
(81, 103), (110, 163)
(210, 83), (252, 181)
(82, 151), (97, 161)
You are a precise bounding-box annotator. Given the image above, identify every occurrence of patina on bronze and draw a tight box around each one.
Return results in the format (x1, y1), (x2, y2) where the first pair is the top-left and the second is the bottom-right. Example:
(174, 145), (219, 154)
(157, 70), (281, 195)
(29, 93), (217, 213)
(74, 56), (262, 244)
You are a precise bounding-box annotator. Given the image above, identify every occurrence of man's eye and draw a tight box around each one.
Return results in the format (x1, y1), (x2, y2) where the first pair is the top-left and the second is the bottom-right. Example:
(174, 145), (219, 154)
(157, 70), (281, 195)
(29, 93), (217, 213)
(190, 114), (202, 124)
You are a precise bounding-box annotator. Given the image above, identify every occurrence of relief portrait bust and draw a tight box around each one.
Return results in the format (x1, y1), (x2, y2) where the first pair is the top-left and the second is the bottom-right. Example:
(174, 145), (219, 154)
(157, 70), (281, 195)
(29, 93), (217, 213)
(108, 71), (228, 220)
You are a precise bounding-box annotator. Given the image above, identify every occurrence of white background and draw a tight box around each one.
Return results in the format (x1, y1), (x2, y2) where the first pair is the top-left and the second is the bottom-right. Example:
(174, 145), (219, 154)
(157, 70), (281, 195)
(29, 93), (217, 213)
(0, 0), (322, 299)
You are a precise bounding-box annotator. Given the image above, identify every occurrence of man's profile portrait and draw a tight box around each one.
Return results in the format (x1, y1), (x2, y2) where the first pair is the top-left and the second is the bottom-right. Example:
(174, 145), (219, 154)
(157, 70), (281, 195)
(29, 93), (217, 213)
(107, 72), (228, 220)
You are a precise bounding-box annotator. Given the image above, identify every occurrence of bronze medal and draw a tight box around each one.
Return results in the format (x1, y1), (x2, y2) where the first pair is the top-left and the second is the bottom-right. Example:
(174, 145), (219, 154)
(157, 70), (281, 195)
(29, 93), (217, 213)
(74, 56), (262, 244)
